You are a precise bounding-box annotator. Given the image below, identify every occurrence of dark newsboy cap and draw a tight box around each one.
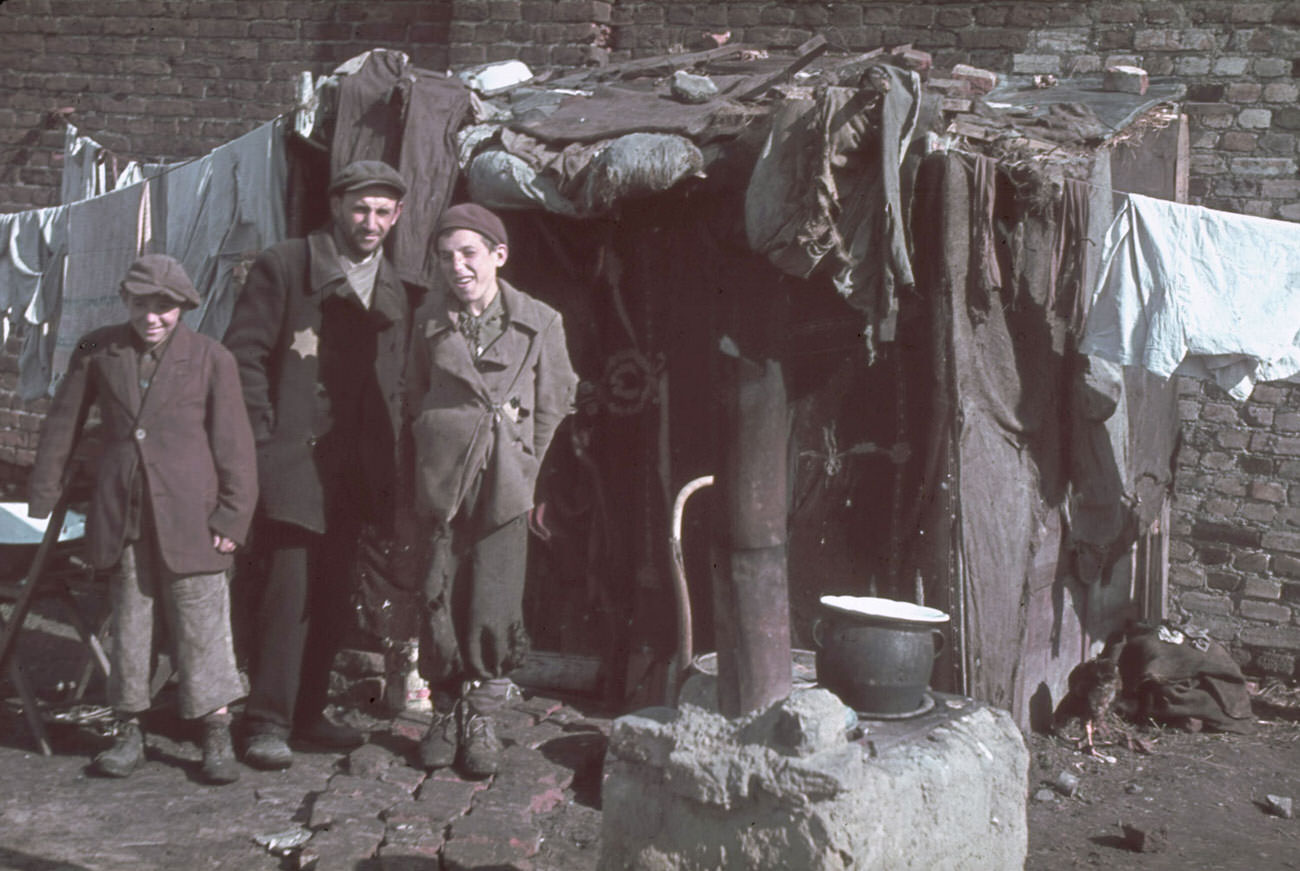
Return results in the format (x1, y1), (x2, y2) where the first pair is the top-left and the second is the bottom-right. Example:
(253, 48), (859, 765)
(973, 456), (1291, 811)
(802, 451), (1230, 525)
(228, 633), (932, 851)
(328, 160), (408, 198)
(435, 203), (508, 248)
(119, 254), (201, 309)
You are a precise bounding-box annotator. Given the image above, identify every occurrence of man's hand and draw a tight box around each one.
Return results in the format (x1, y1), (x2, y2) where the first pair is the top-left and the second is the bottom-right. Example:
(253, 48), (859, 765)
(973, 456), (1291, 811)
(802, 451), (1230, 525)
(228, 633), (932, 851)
(212, 534), (238, 554)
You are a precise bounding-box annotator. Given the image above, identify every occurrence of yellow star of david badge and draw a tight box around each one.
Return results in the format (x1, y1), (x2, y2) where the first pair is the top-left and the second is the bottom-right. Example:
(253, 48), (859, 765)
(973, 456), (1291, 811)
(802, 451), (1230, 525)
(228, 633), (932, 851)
(290, 327), (318, 359)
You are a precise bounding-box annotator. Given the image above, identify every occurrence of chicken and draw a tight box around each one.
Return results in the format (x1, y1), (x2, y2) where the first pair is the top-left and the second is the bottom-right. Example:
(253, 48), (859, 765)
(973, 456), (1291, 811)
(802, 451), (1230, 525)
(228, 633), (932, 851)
(1055, 646), (1123, 759)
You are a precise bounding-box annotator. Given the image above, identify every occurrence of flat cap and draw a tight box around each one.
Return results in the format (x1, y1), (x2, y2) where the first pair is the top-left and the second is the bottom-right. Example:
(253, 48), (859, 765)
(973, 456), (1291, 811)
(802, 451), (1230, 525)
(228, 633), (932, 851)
(119, 254), (201, 309)
(436, 202), (508, 248)
(328, 160), (408, 198)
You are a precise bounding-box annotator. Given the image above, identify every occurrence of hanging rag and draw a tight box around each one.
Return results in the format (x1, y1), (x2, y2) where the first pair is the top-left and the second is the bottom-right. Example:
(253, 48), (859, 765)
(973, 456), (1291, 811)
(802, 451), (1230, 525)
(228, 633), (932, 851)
(1082, 192), (1300, 399)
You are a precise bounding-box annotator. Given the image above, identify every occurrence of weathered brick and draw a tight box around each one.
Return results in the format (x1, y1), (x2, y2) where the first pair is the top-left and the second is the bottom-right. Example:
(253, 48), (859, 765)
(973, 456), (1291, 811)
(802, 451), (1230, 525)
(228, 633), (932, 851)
(1263, 530), (1300, 553)
(1242, 624), (1300, 649)
(1212, 475), (1248, 497)
(1244, 577), (1284, 600)
(1213, 56), (1252, 75)
(1197, 545), (1233, 565)
(1251, 385), (1288, 405)
(1260, 133), (1298, 155)
(1241, 600), (1293, 622)
(1250, 481), (1287, 502)
(1220, 132), (1258, 153)
(1240, 502), (1279, 523)
(1227, 82), (1263, 103)
(1181, 591), (1235, 616)
(1170, 564), (1205, 588)
(1255, 57), (1291, 77)
(1234, 551), (1270, 573)
(1012, 54), (1060, 74)
(1252, 650), (1296, 675)
(1207, 571), (1241, 592)
(1238, 108), (1274, 129)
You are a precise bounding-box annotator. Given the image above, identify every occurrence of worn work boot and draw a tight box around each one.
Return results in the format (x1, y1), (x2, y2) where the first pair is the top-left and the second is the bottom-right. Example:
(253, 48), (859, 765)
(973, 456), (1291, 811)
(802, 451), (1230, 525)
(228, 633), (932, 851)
(294, 716), (366, 750)
(418, 702), (460, 771)
(458, 709), (503, 779)
(92, 719), (144, 778)
(200, 712), (240, 785)
(244, 730), (293, 770)
(463, 677), (522, 715)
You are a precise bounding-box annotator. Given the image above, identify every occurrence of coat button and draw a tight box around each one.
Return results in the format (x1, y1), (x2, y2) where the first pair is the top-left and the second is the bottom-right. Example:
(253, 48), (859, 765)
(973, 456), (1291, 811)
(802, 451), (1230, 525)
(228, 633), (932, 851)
(307, 436), (319, 446)
(134, 428), (146, 441)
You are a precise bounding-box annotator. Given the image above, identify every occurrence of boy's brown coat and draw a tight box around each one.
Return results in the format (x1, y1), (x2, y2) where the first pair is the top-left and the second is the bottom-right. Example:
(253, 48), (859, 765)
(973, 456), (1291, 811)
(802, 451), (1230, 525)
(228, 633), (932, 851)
(29, 322), (258, 573)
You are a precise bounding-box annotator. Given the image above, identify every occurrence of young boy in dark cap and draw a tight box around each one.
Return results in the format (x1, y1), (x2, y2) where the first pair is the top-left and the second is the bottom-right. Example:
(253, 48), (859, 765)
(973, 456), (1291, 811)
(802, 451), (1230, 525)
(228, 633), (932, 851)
(29, 253), (258, 784)
(406, 203), (578, 777)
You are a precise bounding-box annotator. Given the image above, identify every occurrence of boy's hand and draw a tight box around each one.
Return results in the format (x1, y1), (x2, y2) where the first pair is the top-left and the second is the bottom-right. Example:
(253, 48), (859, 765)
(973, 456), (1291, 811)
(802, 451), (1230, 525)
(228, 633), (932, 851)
(212, 534), (238, 554)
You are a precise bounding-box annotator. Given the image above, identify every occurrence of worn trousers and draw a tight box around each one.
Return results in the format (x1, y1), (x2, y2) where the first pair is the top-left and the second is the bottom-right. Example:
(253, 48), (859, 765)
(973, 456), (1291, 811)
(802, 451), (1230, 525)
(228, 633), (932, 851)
(242, 517), (356, 735)
(419, 512), (529, 689)
(107, 533), (243, 721)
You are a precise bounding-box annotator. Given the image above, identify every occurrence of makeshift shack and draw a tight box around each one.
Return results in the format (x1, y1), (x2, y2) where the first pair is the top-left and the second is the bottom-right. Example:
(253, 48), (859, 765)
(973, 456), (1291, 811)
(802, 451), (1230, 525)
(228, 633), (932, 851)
(1, 40), (1188, 729)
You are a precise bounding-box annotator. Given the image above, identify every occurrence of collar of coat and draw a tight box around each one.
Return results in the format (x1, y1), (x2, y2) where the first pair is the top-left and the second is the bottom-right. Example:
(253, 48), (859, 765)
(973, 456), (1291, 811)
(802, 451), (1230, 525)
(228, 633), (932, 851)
(101, 320), (200, 413)
(306, 229), (406, 325)
(424, 279), (548, 338)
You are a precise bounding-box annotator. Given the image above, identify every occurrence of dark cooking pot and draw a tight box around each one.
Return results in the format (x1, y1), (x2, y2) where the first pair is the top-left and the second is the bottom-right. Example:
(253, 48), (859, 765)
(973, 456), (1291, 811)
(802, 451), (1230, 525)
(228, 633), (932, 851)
(813, 595), (949, 715)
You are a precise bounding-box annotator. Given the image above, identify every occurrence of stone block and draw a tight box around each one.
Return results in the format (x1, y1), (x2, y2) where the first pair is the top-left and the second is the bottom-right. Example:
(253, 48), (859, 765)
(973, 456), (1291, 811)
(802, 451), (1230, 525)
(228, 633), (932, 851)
(1241, 624), (1300, 649)
(445, 802), (541, 868)
(1192, 520), (1262, 548)
(1206, 572), (1241, 592)
(600, 697), (1027, 870)
(1241, 600), (1292, 623)
(1103, 64), (1148, 95)
(1181, 591), (1235, 616)
(1263, 530), (1300, 553)
(951, 63), (998, 94)
(1243, 577), (1284, 600)
(310, 775), (413, 828)
(1253, 650), (1296, 675)
(299, 818), (386, 871)
(1012, 54), (1060, 74)
(414, 776), (484, 824)
(1240, 108), (1275, 129)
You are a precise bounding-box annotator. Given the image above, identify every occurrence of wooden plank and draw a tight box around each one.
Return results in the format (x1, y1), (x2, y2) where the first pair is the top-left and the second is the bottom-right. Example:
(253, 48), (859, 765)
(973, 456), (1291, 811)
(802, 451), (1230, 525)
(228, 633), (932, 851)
(733, 34), (829, 101)
(547, 45), (747, 88)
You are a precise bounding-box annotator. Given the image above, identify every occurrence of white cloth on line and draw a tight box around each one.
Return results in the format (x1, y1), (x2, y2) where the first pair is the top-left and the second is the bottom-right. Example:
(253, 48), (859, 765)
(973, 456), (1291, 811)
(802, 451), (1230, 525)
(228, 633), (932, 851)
(1081, 192), (1300, 400)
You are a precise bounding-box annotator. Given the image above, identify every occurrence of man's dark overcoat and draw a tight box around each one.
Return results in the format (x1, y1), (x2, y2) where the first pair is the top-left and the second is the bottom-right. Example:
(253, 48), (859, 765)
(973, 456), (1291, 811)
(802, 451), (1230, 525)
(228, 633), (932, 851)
(223, 230), (419, 534)
(29, 322), (258, 573)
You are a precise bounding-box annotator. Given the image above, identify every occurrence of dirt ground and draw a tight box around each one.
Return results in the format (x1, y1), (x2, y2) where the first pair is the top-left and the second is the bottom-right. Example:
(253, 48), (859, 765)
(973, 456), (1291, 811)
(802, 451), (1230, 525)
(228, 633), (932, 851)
(6, 589), (1300, 869)
(1025, 686), (1300, 871)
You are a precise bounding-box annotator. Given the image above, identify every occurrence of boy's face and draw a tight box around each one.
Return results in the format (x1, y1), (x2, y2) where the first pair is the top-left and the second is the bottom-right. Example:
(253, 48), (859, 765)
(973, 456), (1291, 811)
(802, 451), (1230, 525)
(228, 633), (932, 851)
(121, 291), (182, 347)
(436, 228), (507, 315)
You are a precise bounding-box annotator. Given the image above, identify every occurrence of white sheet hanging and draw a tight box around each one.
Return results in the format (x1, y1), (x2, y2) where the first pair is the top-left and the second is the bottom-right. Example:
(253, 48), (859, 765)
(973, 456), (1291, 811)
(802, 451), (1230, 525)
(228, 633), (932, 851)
(1081, 192), (1300, 400)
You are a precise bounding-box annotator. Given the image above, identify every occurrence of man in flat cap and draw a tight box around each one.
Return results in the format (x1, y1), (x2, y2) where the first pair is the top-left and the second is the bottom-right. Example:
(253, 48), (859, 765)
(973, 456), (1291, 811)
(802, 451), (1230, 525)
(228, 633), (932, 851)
(405, 203), (577, 777)
(224, 159), (422, 769)
(30, 253), (258, 784)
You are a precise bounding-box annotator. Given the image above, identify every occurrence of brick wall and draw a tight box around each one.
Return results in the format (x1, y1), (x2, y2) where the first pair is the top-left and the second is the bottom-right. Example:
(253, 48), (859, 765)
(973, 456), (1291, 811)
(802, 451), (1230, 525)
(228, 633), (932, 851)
(3, 0), (1300, 675)
(0, 0), (456, 213)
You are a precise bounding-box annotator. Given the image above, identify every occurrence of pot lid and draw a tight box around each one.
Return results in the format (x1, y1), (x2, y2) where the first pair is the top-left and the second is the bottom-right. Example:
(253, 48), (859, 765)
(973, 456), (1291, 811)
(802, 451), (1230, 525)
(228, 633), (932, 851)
(820, 595), (950, 624)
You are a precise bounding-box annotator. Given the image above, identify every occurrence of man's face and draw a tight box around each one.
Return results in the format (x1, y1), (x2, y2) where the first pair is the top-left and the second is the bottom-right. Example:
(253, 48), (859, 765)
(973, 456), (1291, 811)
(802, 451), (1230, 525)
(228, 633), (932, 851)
(436, 228), (507, 315)
(330, 187), (403, 260)
(121, 292), (182, 347)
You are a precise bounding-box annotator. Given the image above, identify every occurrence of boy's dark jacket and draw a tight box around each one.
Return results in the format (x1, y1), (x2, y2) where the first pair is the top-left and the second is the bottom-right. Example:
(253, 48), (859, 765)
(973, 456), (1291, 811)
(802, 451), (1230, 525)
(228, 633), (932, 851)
(29, 321), (258, 573)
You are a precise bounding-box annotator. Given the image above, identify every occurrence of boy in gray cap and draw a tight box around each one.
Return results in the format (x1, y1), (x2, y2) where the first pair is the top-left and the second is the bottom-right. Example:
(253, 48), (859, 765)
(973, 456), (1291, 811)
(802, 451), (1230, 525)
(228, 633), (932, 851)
(29, 253), (258, 784)
(406, 203), (578, 778)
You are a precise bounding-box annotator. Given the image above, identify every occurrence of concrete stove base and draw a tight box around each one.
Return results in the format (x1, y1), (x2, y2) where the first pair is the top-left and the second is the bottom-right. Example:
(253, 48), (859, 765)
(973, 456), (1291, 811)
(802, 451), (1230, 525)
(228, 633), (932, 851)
(599, 687), (1027, 870)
